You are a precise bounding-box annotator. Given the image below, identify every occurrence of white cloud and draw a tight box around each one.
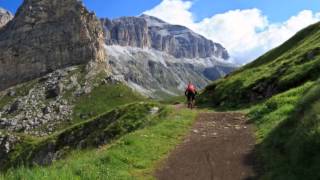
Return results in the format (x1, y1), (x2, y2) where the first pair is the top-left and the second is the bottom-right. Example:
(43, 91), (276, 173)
(143, 0), (196, 29)
(144, 0), (320, 64)
(195, 9), (268, 63)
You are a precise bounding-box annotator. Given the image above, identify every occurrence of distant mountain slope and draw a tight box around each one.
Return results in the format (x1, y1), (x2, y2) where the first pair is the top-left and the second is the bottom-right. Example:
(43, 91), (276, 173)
(101, 15), (236, 97)
(106, 45), (235, 98)
(199, 22), (320, 106)
(0, 8), (13, 28)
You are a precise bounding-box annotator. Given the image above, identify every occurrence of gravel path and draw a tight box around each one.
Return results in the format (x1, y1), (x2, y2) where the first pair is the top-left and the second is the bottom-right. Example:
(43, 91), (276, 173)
(155, 112), (259, 180)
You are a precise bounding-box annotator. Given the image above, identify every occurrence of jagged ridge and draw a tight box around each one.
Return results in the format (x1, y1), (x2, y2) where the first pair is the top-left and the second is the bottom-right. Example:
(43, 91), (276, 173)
(101, 14), (229, 60)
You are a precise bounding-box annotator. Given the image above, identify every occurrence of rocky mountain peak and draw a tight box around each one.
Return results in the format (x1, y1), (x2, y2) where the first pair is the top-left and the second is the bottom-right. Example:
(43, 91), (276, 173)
(101, 14), (230, 60)
(139, 14), (167, 26)
(0, 0), (109, 91)
(0, 7), (13, 28)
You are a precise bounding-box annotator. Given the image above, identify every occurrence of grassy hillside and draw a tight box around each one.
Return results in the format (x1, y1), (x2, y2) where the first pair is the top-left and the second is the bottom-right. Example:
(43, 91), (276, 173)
(71, 83), (145, 123)
(248, 80), (320, 179)
(1, 108), (198, 180)
(197, 21), (320, 179)
(1, 103), (167, 170)
(199, 22), (320, 107)
(0, 65), (156, 172)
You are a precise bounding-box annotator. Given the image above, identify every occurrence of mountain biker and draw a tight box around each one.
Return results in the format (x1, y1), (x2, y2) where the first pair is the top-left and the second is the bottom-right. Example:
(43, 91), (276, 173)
(185, 82), (197, 109)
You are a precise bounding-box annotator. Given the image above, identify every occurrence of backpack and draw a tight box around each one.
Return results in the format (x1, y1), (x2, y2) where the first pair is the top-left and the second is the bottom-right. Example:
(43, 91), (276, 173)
(187, 84), (196, 94)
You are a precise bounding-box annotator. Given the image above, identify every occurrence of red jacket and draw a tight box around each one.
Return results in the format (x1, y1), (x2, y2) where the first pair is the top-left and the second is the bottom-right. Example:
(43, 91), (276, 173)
(185, 83), (197, 95)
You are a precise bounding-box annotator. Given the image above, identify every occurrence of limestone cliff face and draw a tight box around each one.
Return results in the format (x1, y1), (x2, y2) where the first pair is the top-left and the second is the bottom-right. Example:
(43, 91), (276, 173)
(0, 8), (13, 29)
(101, 15), (229, 60)
(103, 17), (151, 48)
(0, 0), (108, 91)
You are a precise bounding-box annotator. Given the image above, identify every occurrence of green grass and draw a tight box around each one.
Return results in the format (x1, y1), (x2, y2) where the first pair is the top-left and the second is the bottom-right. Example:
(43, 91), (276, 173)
(199, 22), (320, 107)
(72, 84), (146, 123)
(0, 95), (14, 110)
(1, 108), (198, 180)
(248, 80), (320, 179)
(1, 102), (166, 170)
(158, 95), (186, 105)
(248, 81), (314, 142)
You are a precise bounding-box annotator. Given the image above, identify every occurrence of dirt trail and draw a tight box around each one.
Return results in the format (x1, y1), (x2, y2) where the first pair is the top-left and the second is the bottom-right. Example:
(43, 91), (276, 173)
(155, 112), (259, 180)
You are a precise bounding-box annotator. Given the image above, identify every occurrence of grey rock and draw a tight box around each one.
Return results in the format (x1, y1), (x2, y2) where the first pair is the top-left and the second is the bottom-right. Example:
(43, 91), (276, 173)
(7, 90), (16, 97)
(8, 100), (22, 114)
(104, 75), (125, 84)
(0, 67), (79, 136)
(42, 106), (51, 114)
(45, 85), (61, 99)
(0, 0), (109, 91)
(0, 133), (20, 160)
(83, 86), (92, 94)
(149, 107), (159, 115)
(0, 118), (8, 128)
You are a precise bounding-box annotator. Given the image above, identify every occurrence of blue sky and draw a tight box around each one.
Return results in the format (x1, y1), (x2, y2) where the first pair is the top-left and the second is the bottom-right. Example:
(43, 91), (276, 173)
(0, 0), (319, 64)
(189, 0), (320, 22)
(1, 0), (319, 22)
(0, 0), (162, 19)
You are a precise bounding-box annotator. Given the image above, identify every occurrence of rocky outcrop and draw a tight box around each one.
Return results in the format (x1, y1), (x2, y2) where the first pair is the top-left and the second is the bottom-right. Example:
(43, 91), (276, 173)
(0, 68), (74, 136)
(0, 8), (13, 28)
(0, 66), (100, 137)
(101, 15), (229, 60)
(103, 17), (151, 48)
(0, 0), (109, 91)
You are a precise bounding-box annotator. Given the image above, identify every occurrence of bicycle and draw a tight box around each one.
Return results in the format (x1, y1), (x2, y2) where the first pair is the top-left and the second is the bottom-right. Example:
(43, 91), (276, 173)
(187, 99), (195, 109)
(186, 94), (196, 109)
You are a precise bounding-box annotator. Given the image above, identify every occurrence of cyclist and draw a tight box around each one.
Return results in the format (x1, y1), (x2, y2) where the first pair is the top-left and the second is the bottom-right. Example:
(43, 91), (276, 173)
(185, 82), (197, 109)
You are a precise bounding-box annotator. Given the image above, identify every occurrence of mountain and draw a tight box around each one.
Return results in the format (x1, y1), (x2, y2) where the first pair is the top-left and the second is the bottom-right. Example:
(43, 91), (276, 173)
(199, 21), (320, 179)
(0, 1), (109, 91)
(0, 8), (13, 28)
(102, 15), (229, 59)
(106, 45), (235, 98)
(0, 1), (115, 170)
(101, 15), (236, 97)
